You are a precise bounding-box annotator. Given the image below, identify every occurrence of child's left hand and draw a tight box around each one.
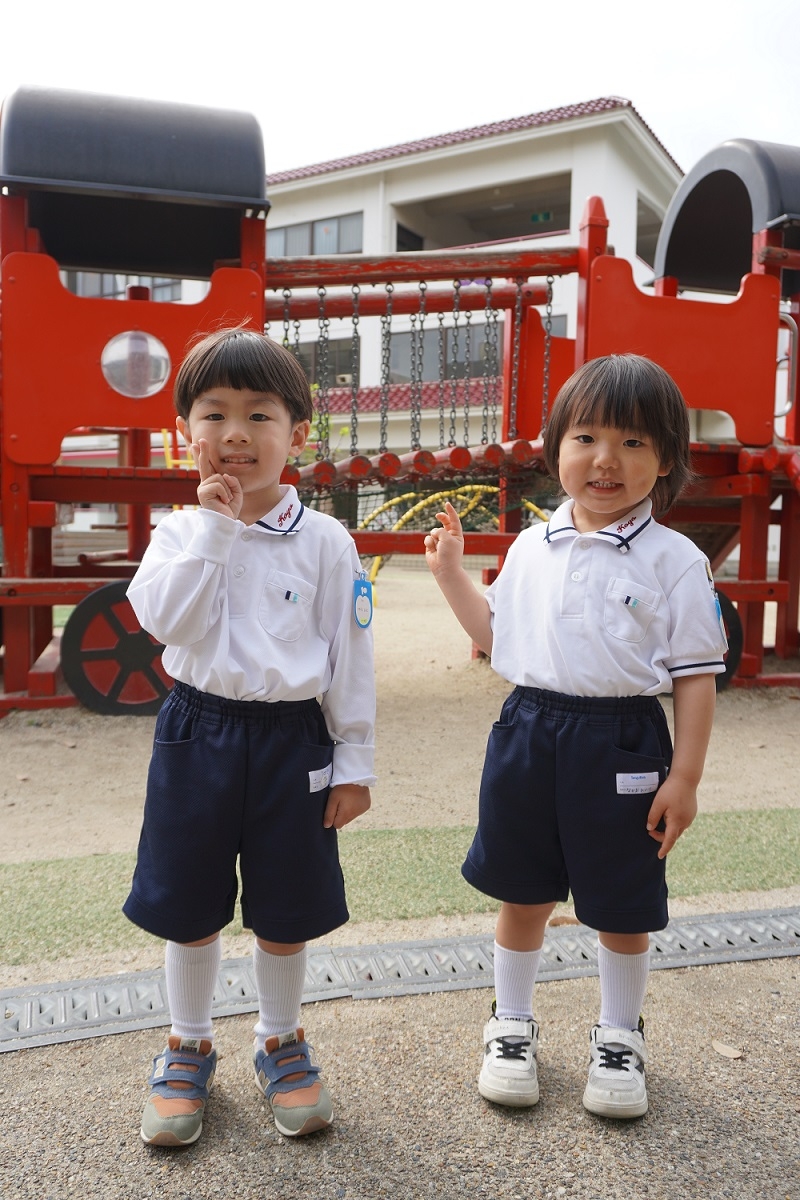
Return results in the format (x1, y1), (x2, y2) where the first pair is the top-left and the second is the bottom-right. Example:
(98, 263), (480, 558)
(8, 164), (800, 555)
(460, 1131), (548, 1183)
(323, 783), (371, 829)
(645, 774), (698, 859)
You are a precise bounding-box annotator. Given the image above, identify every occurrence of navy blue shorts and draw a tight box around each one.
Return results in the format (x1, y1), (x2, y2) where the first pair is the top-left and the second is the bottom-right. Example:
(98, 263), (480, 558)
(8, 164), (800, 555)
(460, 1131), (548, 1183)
(123, 681), (348, 944)
(462, 687), (673, 933)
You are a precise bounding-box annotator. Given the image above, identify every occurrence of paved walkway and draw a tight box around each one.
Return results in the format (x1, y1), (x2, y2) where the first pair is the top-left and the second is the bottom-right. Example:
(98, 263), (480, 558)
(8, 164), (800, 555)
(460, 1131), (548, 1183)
(1, 954), (797, 1200)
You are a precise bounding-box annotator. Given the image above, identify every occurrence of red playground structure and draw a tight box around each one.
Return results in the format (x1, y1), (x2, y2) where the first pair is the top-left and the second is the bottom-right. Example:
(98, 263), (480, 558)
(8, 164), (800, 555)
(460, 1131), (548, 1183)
(1, 89), (799, 713)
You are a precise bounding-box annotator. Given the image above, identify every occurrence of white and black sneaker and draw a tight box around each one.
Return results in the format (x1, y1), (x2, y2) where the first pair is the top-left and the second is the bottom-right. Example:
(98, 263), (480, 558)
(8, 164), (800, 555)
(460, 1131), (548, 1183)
(478, 1009), (539, 1107)
(582, 1018), (648, 1119)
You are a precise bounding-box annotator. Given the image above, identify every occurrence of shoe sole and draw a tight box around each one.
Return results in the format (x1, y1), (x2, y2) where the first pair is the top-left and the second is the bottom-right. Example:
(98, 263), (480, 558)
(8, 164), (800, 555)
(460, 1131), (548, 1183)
(582, 1089), (648, 1119)
(140, 1124), (203, 1147)
(478, 1079), (539, 1107)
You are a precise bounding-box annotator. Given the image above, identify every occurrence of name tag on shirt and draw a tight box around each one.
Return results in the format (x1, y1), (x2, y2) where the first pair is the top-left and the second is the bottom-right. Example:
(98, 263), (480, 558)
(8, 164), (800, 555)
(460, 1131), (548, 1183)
(616, 772), (660, 794)
(309, 764), (333, 793)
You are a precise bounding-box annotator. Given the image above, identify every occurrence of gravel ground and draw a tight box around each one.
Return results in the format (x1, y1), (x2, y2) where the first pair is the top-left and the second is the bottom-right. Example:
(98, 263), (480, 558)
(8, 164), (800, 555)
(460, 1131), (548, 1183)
(1, 958), (798, 1200)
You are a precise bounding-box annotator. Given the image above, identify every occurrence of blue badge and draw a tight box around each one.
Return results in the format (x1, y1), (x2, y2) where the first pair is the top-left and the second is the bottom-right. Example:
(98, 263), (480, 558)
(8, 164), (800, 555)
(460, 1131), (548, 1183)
(353, 572), (373, 629)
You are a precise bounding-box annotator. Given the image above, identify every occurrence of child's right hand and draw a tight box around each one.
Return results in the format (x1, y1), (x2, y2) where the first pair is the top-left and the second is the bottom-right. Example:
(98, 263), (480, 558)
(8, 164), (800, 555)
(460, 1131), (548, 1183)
(424, 500), (465, 576)
(192, 439), (244, 521)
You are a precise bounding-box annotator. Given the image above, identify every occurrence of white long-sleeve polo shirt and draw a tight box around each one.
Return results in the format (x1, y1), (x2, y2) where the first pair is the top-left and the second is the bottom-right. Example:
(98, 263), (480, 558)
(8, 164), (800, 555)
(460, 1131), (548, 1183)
(127, 486), (376, 787)
(486, 498), (727, 697)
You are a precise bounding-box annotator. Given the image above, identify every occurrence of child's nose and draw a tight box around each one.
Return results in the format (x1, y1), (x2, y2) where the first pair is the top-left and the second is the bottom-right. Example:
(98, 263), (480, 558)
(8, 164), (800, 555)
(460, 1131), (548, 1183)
(224, 422), (251, 441)
(594, 440), (618, 467)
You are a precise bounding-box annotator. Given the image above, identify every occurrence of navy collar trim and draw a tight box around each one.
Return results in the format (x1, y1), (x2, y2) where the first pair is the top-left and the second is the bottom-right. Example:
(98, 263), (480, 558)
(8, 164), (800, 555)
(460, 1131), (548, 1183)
(544, 507), (652, 554)
(256, 503), (305, 536)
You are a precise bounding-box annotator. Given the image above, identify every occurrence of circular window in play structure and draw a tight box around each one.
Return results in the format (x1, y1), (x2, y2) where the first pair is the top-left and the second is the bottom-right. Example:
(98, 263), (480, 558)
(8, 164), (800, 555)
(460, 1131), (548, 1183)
(100, 330), (171, 399)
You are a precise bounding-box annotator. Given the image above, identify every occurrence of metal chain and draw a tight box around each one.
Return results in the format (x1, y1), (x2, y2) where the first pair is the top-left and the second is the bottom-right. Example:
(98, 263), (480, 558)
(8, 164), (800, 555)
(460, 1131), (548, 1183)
(508, 277), (524, 440)
(410, 280), (426, 451)
(448, 280), (461, 447)
(483, 278), (500, 444)
(293, 318), (302, 360)
(437, 311), (446, 450)
(349, 284), (361, 457)
(316, 287), (331, 460)
(541, 275), (554, 433)
(379, 282), (394, 455)
(463, 307), (472, 447)
(282, 289), (292, 349)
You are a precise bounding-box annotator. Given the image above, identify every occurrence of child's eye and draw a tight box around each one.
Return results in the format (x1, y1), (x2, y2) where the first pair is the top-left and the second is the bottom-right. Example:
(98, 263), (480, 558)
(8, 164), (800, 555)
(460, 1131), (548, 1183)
(204, 413), (224, 421)
(574, 434), (594, 444)
(250, 413), (269, 422)
(623, 438), (644, 448)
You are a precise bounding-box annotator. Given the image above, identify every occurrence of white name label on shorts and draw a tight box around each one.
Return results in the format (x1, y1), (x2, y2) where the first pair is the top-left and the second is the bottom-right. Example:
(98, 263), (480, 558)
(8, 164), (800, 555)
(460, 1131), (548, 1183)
(616, 772), (659, 794)
(309, 764), (333, 793)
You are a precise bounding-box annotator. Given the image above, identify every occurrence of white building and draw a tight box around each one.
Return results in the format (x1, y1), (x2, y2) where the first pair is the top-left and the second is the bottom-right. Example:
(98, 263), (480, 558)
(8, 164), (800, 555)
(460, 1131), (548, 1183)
(259, 98), (683, 455)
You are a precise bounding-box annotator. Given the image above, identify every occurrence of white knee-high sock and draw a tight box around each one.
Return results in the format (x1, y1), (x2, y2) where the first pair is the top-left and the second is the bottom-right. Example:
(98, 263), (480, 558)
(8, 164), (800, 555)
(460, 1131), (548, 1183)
(493, 942), (543, 1022)
(598, 943), (650, 1031)
(253, 942), (307, 1049)
(165, 938), (221, 1043)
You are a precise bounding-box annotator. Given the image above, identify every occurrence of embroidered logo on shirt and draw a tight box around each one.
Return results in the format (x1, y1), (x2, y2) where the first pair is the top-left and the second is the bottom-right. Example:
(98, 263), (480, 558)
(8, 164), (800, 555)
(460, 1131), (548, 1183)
(617, 518), (636, 534)
(277, 503), (294, 527)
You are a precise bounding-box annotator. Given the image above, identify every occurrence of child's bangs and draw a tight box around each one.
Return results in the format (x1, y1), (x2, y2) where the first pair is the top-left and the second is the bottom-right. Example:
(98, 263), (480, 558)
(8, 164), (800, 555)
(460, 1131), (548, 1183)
(569, 388), (654, 439)
(190, 337), (273, 398)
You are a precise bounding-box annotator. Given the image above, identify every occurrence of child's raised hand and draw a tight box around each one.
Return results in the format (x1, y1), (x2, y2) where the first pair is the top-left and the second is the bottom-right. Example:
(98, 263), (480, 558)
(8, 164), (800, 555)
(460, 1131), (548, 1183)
(424, 501), (465, 576)
(192, 439), (244, 521)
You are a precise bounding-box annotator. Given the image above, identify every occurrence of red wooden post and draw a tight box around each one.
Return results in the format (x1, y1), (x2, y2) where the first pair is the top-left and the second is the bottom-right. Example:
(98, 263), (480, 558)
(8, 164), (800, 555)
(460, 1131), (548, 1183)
(575, 196), (609, 369)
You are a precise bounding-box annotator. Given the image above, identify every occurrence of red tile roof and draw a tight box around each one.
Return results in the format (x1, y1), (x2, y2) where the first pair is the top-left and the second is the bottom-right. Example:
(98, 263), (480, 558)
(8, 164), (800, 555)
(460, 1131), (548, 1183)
(267, 97), (680, 184)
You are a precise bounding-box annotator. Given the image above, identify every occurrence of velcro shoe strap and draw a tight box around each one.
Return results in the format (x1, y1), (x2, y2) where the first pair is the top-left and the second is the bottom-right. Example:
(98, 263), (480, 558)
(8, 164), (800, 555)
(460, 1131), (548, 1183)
(486, 1018), (537, 1046)
(598, 1027), (647, 1064)
(148, 1049), (216, 1093)
(261, 1042), (321, 1096)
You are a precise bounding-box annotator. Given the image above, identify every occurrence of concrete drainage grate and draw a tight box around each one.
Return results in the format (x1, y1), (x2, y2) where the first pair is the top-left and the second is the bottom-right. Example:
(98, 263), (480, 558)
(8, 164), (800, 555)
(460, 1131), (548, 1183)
(1, 907), (798, 1053)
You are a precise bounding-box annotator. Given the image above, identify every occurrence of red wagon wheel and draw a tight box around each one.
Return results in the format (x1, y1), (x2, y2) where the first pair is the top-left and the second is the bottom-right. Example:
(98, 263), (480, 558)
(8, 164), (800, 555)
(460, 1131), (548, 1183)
(60, 581), (173, 715)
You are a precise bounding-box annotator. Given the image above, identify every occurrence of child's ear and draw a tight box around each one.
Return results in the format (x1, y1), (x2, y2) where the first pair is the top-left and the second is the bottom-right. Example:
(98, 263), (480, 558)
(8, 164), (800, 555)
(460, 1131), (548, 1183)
(657, 461), (672, 478)
(176, 415), (188, 442)
(290, 419), (311, 457)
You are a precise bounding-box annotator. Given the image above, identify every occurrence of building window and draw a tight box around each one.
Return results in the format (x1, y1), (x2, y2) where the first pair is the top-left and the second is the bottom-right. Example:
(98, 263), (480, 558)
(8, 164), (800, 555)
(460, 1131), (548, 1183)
(397, 223), (424, 253)
(268, 212), (363, 257)
(296, 338), (360, 386)
(64, 272), (182, 302)
(390, 323), (504, 384)
(636, 197), (663, 268)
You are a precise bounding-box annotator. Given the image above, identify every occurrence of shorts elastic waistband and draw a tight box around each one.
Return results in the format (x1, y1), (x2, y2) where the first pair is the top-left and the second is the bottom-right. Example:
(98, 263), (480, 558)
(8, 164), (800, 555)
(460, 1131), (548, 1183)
(513, 685), (662, 722)
(170, 680), (321, 725)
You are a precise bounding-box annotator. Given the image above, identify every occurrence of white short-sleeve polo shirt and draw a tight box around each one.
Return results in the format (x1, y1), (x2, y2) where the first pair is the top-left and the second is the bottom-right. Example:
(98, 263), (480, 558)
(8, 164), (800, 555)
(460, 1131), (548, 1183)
(485, 498), (727, 697)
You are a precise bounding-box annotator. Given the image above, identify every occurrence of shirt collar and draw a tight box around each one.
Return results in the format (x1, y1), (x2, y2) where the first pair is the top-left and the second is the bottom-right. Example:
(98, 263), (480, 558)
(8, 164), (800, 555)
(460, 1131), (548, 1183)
(544, 498), (653, 554)
(253, 485), (308, 536)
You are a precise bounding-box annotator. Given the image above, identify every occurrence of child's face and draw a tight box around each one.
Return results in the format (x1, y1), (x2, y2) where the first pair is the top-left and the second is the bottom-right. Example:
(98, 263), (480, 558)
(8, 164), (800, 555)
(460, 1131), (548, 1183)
(558, 422), (670, 533)
(177, 387), (309, 519)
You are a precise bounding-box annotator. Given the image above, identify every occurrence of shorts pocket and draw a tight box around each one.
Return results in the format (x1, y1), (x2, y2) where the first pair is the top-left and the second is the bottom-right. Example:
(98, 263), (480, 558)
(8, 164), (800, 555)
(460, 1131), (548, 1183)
(604, 578), (660, 643)
(153, 695), (199, 746)
(259, 569), (317, 642)
(612, 747), (667, 796)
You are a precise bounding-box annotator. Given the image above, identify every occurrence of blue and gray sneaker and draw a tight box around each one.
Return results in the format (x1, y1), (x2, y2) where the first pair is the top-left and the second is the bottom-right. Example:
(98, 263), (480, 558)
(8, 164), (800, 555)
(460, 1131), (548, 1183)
(140, 1036), (217, 1146)
(253, 1028), (333, 1137)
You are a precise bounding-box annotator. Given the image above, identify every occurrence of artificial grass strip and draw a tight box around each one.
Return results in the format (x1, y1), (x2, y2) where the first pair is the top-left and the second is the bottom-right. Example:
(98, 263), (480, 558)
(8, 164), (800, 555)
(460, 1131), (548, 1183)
(0, 810), (797, 968)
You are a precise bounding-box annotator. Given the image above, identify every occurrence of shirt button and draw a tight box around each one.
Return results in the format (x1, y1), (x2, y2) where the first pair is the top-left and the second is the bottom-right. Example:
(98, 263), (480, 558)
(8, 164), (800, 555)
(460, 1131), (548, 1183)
(571, 571), (582, 581)
(241, 532), (252, 542)
(233, 565), (245, 577)
(578, 540), (591, 550)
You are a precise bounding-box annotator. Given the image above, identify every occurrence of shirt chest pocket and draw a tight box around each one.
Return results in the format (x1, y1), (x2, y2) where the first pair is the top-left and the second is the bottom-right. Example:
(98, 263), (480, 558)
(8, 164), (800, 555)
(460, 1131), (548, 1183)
(604, 578), (660, 643)
(259, 569), (317, 642)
